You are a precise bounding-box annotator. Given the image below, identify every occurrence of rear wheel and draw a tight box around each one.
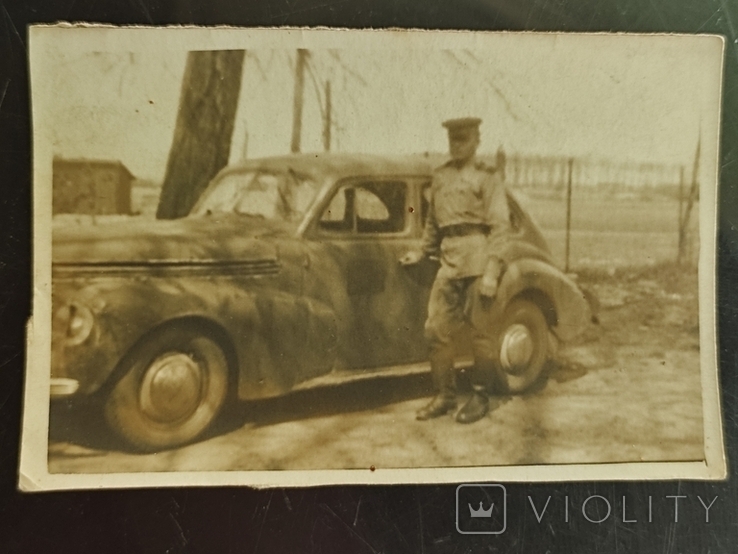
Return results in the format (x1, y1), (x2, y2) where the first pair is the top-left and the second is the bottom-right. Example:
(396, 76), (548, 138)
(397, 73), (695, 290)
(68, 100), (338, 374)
(104, 325), (229, 451)
(496, 298), (549, 393)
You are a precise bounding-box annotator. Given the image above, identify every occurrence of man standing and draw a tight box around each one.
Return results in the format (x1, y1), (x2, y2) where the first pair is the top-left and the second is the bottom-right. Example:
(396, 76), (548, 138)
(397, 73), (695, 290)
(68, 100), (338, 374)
(400, 117), (510, 424)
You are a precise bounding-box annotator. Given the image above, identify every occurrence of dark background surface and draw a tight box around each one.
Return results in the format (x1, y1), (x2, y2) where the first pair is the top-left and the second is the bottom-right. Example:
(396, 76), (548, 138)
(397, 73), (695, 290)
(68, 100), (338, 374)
(1, 0), (737, 552)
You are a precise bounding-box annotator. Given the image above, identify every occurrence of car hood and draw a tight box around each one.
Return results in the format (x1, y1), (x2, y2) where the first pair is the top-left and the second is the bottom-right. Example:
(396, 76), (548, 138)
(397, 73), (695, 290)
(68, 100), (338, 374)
(53, 214), (290, 266)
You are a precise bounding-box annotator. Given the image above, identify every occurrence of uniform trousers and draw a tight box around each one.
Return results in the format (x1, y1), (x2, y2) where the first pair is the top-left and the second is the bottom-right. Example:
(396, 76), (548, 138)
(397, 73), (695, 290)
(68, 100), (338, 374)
(423, 274), (501, 397)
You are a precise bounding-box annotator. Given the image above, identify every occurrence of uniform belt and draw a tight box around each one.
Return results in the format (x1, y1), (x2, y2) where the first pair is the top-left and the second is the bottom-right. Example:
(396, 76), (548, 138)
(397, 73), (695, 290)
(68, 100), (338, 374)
(440, 223), (490, 238)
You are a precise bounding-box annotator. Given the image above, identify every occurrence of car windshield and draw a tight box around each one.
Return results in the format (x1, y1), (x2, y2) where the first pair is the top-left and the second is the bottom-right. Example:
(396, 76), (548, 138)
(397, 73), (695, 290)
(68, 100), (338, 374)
(191, 169), (320, 223)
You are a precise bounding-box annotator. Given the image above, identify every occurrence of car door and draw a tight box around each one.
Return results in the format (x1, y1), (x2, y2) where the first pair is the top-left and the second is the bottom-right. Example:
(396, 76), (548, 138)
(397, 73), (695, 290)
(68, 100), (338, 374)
(308, 176), (433, 370)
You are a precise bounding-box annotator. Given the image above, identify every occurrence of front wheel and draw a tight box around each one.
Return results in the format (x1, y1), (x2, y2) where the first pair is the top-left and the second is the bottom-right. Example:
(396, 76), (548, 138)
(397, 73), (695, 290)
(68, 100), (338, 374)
(104, 325), (230, 451)
(496, 298), (549, 393)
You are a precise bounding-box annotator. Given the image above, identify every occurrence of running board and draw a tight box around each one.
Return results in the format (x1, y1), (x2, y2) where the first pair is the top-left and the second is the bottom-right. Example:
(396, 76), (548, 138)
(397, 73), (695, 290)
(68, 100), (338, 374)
(292, 358), (474, 391)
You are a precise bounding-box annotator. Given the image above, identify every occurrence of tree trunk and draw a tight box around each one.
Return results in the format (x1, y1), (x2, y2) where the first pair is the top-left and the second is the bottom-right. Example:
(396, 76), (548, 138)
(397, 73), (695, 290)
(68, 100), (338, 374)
(678, 137), (700, 264)
(156, 50), (245, 219)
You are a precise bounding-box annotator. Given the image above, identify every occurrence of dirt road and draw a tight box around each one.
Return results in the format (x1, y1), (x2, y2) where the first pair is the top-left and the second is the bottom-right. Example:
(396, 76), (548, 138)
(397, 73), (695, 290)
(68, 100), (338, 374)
(48, 263), (704, 473)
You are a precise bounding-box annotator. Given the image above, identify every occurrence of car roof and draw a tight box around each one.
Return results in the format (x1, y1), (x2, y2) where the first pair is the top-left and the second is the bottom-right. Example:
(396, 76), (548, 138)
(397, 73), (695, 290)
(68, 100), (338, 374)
(214, 153), (446, 182)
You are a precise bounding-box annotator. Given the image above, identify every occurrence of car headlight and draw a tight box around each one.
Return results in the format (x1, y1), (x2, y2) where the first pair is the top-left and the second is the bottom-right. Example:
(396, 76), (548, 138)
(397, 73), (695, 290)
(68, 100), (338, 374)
(63, 303), (94, 346)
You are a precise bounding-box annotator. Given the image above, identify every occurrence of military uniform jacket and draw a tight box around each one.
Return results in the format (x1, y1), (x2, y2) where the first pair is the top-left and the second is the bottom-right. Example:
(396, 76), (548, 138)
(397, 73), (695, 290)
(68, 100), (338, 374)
(422, 158), (510, 279)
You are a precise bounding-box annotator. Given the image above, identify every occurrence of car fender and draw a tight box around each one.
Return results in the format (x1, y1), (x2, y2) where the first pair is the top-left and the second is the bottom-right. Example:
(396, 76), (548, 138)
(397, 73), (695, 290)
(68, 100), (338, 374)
(53, 277), (337, 399)
(495, 258), (592, 342)
(53, 277), (196, 395)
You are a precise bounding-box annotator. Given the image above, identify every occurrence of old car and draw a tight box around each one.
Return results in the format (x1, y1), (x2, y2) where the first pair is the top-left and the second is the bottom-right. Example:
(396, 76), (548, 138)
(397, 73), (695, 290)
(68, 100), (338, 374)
(51, 153), (593, 450)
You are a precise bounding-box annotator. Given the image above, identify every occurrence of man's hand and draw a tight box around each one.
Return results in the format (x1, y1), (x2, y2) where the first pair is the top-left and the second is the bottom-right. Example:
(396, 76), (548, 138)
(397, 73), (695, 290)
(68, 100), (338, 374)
(399, 250), (424, 266)
(478, 258), (502, 299)
(478, 274), (498, 299)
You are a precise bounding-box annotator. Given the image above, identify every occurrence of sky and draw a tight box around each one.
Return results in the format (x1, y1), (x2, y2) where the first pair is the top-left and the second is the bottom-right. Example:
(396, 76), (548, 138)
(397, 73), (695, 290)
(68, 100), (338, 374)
(33, 30), (723, 182)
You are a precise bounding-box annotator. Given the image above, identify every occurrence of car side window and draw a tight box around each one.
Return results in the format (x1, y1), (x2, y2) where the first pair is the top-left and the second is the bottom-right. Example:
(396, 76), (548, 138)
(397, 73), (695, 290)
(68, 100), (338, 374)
(319, 187), (355, 231)
(355, 181), (407, 233)
(319, 180), (408, 234)
(355, 188), (389, 220)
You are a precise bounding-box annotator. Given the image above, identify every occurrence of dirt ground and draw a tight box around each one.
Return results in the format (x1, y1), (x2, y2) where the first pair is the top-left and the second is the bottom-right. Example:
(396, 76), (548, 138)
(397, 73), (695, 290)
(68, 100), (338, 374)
(47, 262), (704, 473)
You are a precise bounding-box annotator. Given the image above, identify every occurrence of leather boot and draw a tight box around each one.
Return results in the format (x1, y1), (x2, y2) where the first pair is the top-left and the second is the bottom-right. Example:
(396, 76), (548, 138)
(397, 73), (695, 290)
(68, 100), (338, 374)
(416, 395), (457, 421)
(471, 358), (508, 395)
(455, 391), (489, 424)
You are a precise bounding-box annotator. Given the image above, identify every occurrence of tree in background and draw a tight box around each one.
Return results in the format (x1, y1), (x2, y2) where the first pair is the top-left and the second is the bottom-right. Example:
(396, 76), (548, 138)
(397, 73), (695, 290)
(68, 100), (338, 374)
(156, 50), (245, 219)
(677, 135), (701, 264)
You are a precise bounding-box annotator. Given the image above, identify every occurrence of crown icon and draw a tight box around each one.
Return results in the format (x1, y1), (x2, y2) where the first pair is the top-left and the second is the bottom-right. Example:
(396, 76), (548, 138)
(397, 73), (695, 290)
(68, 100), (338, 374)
(468, 501), (494, 518)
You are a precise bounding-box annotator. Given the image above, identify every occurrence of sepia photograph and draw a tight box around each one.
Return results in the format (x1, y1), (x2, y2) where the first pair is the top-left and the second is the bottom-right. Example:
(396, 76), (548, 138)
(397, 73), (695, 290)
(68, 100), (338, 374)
(21, 27), (725, 489)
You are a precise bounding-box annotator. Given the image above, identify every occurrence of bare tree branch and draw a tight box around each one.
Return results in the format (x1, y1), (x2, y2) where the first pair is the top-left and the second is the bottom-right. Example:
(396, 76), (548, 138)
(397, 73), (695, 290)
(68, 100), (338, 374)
(246, 51), (269, 81)
(444, 50), (521, 122)
(328, 50), (368, 87)
(460, 50), (561, 131)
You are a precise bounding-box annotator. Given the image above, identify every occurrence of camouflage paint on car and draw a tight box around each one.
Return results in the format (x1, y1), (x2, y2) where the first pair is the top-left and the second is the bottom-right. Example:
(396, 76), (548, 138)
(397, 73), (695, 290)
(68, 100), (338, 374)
(51, 153), (592, 404)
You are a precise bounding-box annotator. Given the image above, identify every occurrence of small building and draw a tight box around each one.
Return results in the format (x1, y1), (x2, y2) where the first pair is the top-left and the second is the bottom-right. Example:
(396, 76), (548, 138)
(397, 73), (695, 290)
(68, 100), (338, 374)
(53, 157), (134, 215)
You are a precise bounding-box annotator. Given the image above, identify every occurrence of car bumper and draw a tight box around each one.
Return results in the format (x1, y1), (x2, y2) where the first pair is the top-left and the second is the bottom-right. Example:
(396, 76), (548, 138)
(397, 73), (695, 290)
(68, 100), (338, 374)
(50, 378), (80, 398)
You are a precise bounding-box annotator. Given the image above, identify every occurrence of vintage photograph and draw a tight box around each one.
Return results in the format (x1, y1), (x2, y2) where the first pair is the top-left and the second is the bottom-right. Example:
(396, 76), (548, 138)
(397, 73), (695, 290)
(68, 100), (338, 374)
(21, 27), (725, 489)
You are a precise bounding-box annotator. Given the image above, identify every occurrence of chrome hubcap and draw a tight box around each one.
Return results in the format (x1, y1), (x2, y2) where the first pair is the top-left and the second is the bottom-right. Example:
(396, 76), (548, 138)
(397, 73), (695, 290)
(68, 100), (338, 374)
(500, 323), (534, 374)
(140, 352), (204, 423)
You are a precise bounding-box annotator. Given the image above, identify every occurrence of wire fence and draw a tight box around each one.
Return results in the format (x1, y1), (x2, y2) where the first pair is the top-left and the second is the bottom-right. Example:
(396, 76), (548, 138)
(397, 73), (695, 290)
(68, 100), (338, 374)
(505, 154), (685, 196)
(500, 154), (699, 271)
